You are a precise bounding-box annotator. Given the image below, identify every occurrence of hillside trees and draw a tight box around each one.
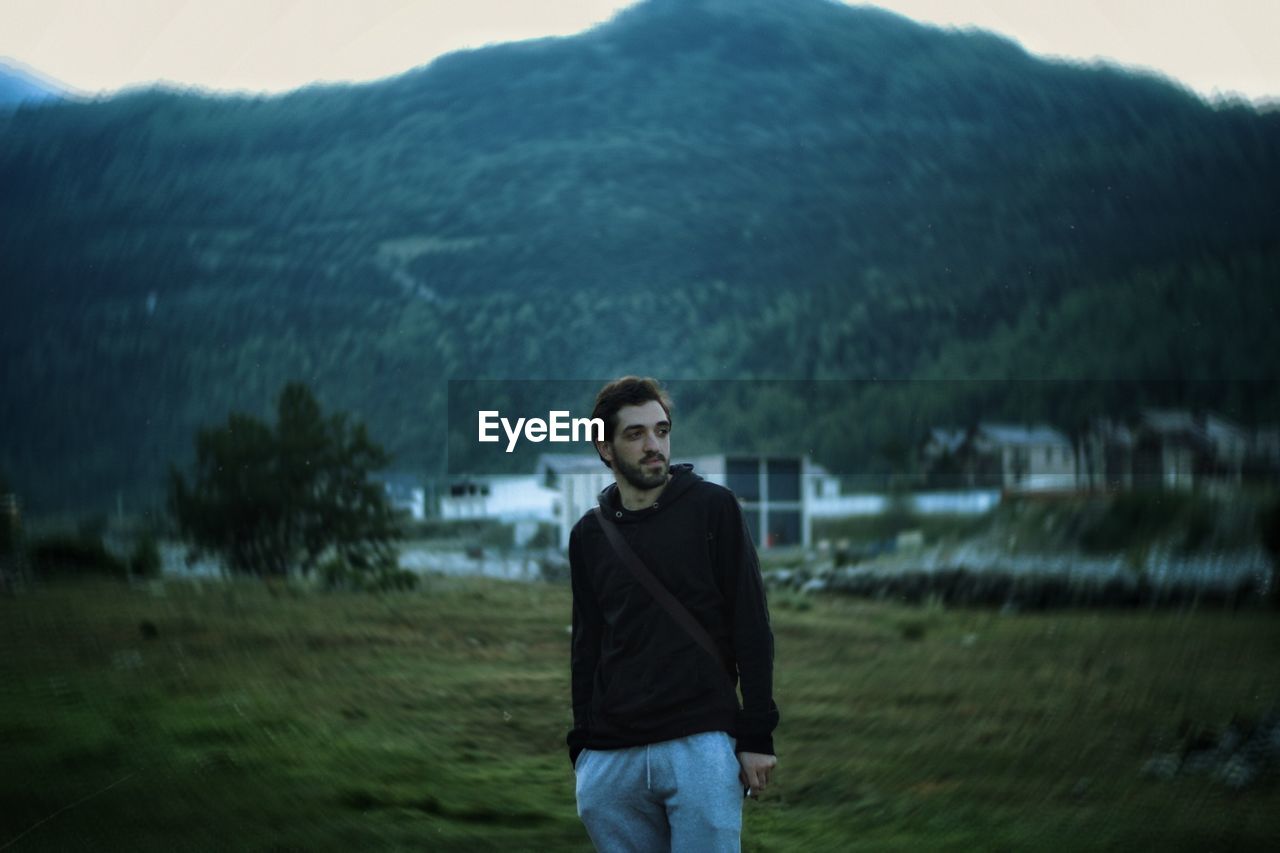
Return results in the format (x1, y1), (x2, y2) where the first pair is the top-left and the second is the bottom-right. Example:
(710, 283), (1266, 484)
(3, 0), (1280, 513)
(168, 382), (400, 580)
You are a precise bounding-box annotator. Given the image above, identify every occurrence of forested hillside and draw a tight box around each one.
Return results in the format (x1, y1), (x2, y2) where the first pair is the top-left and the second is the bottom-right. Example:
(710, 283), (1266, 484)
(0, 62), (66, 109)
(2, 0), (1278, 512)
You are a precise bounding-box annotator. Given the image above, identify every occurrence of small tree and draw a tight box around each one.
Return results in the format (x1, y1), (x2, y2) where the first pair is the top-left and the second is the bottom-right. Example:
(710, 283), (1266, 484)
(169, 382), (399, 579)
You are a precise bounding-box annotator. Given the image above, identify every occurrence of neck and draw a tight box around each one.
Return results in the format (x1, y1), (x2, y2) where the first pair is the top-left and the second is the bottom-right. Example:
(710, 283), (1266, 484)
(615, 473), (670, 511)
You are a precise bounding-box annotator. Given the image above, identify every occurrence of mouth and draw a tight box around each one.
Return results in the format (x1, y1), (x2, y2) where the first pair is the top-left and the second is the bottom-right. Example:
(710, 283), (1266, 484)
(643, 458), (664, 467)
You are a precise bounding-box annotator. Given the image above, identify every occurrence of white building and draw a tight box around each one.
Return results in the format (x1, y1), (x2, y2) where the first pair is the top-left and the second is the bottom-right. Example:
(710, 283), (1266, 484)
(437, 474), (558, 524)
(536, 453), (615, 551)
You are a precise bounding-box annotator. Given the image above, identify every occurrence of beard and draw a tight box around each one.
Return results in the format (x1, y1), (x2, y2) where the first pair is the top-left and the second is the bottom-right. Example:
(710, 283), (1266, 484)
(614, 450), (669, 492)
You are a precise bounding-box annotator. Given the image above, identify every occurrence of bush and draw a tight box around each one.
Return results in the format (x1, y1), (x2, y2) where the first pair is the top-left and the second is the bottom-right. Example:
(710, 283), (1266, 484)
(28, 535), (129, 579)
(1079, 491), (1216, 554)
(130, 533), (163, 579)
(319, 556), (419, 593)
(1261, 497), (1280, 607)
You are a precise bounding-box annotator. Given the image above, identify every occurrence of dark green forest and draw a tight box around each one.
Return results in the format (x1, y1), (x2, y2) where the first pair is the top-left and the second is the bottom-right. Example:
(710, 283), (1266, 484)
(2, 0), (1278, 513)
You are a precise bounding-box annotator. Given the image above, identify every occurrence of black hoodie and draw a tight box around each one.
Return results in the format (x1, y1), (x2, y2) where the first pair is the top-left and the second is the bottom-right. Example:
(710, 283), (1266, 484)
(566, 463), (779, 769)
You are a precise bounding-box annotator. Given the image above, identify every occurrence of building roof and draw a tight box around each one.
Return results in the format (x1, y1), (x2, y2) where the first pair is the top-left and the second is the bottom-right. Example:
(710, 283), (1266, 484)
(975, 423), (1071, 447)
(1138, 409), (1203, 436)
(1135, 409), (1213, 450)
(1203, 413), (1247, 445)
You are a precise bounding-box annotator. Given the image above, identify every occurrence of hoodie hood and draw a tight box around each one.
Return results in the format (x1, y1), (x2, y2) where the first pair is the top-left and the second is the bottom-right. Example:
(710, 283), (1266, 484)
(597, 462), (701, 523)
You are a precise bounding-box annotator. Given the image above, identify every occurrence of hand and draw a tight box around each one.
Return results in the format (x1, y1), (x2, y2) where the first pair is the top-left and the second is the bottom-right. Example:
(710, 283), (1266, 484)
(736, 751), (777, 794)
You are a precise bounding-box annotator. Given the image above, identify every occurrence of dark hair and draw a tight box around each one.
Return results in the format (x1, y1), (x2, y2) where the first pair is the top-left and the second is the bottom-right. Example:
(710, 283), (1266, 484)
(591, 376), (673, 469)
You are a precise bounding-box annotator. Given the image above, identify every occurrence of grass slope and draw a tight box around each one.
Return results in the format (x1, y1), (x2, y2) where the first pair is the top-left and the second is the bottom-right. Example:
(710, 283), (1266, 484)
(1, 577), (1277, 850)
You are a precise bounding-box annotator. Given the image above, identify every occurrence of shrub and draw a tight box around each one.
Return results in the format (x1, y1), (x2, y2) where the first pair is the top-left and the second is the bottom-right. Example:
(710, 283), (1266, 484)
(130, 533), (163, 579)
(320, 556), (419, 593)
(1079, 491), (1218, 554)
(1261, 497), (1280, 608)
(28, 535), (128, 579)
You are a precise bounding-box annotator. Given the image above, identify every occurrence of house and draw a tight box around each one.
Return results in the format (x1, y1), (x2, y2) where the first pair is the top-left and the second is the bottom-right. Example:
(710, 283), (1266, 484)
(1125, 409), (1270, 491)
(1202, 413), (1249, 485)
(1130, 409), (1210, 490)
(1078, 418), (1135, 492)
(1080, 409), (1273, 493)
(970, 424), (1077, 493)
(807, 463), (842, 501)
(536, 453), (615, 550)
(920, 424), (1076, 493)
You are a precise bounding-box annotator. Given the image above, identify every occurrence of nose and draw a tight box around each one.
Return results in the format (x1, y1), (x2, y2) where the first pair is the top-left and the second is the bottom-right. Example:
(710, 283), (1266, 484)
(642, 431), (661, 453)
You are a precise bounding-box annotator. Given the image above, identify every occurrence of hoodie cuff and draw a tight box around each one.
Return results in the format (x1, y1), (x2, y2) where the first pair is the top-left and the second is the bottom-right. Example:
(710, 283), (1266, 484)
(734, 703), (780, 758)
(733, 734), (775, 757)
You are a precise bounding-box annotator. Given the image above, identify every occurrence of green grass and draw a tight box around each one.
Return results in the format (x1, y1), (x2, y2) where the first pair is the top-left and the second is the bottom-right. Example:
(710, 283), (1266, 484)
(2, 577), (1278, 851)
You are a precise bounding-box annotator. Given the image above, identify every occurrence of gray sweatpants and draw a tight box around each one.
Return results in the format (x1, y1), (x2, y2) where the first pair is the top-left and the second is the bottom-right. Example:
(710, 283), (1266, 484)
(574, 730), (743, 853)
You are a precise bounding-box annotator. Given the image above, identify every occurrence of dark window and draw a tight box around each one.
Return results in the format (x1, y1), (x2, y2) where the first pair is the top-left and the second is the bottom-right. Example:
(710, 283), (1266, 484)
(727, 457), (759, 501)
(766, 510), (802, 548)
(767, 458), (801, 502)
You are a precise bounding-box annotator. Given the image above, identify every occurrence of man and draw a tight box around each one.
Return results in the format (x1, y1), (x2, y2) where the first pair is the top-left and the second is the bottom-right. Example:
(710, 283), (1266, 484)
(568, 376), (779, 852)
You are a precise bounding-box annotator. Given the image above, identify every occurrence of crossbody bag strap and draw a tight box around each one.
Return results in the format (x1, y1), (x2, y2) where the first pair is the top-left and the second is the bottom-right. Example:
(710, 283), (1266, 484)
(593, 506), (733, 677)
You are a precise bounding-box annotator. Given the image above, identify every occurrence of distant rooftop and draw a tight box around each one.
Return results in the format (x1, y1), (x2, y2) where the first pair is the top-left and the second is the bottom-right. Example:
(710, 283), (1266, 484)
(976, 423), (1071, 446)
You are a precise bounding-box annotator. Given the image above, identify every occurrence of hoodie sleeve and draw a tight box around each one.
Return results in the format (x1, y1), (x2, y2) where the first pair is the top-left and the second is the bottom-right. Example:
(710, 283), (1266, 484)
(713, 492), (780, 756)
(566, 522), (602, 769)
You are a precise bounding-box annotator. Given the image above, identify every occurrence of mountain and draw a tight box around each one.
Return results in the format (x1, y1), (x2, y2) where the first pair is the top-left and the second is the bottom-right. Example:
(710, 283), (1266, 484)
(0, 60), (69, 109)
(1, 0), (1278, 513)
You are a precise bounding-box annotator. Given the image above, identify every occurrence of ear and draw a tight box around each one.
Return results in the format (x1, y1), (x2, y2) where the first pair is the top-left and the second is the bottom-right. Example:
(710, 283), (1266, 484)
(595, 438), (613, 464)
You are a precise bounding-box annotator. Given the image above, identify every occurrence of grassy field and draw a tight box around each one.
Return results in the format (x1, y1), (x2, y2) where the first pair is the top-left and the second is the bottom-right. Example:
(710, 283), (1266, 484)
(1, 576), (1278, 851)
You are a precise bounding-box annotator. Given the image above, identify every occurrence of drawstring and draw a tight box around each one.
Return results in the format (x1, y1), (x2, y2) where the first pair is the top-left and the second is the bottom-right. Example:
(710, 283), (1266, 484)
(646, 745), (651, 789)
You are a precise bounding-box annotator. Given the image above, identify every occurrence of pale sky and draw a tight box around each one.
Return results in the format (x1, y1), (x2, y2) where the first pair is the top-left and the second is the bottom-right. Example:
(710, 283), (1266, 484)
(1, 0), (1276, 104)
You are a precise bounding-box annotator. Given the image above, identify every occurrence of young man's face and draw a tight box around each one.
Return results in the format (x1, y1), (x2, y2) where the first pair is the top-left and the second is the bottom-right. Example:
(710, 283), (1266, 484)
(599, 399), (671, 492)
